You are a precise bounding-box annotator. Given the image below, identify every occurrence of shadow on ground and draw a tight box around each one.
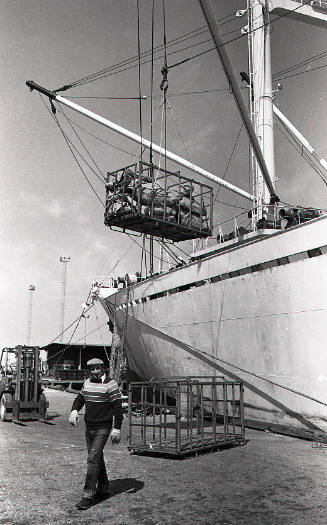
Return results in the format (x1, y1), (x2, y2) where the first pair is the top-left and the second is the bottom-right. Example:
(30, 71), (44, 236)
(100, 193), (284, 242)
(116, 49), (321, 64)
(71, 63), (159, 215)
(109, 478), (145, 497)
(90, 478), (144, 508)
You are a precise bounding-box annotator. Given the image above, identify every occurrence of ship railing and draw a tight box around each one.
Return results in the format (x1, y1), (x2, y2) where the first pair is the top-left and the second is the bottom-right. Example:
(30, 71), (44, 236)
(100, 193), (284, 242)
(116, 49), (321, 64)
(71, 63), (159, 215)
(213, 204), (324, 245)
(92, 274), (141, 291)
(92, 275), (122, 289)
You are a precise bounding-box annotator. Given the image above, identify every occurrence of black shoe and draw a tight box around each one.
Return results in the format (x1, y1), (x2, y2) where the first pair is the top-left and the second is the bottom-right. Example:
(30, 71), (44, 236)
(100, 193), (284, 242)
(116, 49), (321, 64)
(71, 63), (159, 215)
(76, 497), (94, 510)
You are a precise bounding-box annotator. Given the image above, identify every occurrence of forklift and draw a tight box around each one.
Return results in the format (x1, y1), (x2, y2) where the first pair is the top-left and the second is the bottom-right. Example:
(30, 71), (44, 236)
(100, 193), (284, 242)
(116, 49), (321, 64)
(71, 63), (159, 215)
(0, 345), (49, 424)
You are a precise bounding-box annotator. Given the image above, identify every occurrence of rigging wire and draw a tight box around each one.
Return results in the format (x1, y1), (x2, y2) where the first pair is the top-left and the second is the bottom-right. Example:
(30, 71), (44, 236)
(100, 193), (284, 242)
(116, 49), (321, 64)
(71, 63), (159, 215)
(182, 341), (327, 408)
(215, 200), (248, 210)
(157, 238), (185, 265)
(59, 116), (138, 158)
(49, 1), (323, 99)
(158, 237), (190, 259)
(169, 0), (312, 70)
(54, 12), (238, 91)
(213, 124), (244, 206)
(45, 307), (93, 348)
(70, 320), (108, 346)
(106, 243), (136, 276)
(165, 99), (196, 179)
(64, 96), (146, 100)
(276, 122), (327, 188)
(52, 310), (86, 366)
(57, 105), (105, 182)
(273, 49), (327, 79)
(273, 62), (327, 81)
(39, 94), (105, 206)
(54, 118), (105, 205)
(61, 54), (327, 102)
(43, 301), (95, 359)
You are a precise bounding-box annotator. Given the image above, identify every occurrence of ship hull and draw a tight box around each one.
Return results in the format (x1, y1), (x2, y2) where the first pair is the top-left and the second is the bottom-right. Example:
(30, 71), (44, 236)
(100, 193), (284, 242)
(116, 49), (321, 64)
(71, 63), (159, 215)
(99, 216), (327, 437)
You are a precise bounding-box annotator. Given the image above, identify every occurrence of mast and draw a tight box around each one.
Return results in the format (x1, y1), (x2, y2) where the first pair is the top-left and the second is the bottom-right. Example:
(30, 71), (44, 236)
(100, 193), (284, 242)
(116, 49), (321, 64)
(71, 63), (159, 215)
(59, 255), (70, 343)
(26, 284), (35, 346)
(248, 0), (276, 223)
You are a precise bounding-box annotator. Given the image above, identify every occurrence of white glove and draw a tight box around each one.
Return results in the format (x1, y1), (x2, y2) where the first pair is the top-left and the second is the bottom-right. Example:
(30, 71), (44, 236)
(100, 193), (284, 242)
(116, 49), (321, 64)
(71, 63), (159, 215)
(110, 428), (121, 444)
(69, 410), (79, 426)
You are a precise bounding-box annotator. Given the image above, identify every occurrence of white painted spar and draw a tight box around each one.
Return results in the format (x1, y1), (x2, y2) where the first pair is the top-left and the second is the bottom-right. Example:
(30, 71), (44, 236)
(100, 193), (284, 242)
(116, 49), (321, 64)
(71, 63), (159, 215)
(273, 104), (327, 179)
(54, 94), (253, 201)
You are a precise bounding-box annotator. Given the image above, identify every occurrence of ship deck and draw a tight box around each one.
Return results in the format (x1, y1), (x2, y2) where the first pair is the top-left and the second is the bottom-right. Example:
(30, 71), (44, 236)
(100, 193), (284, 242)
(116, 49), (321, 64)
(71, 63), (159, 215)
(1, 388), (326, 524)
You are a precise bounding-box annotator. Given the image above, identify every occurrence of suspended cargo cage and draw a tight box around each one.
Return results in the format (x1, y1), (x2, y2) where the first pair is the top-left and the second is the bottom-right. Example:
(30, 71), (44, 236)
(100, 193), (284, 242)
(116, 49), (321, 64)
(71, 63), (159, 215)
(104, 161), (213, 242)
(128, 377), (245, 458)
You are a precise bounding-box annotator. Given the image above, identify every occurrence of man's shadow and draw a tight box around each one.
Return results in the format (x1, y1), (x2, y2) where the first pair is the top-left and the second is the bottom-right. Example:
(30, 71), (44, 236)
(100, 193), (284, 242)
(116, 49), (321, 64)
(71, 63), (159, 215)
(93, 478), (144, 506)
(109, 478), (144, 496)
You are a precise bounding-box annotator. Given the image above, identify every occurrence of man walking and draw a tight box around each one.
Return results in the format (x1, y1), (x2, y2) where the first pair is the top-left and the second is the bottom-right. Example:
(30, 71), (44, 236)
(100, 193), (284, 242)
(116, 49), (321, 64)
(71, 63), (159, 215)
(69, 358), (123, 510)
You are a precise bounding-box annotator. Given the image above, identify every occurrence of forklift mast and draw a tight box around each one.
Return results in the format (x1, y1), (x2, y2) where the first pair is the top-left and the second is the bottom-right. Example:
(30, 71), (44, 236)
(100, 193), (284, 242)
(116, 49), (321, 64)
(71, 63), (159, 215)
(0, 345), (48, 424)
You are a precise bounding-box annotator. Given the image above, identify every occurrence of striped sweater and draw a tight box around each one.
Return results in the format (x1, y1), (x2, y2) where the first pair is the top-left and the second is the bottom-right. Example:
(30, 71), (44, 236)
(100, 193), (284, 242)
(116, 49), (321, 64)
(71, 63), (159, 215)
(72, 376), (123, 430)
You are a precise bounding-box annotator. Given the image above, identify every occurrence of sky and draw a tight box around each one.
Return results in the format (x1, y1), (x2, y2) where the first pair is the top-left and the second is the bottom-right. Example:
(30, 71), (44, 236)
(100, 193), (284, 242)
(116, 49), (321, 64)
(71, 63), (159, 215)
(1, 0), (327, 350)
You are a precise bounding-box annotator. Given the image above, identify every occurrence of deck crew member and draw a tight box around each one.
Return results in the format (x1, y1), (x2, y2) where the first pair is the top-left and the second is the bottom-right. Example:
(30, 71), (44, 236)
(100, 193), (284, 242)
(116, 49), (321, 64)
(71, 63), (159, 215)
(69, 358), (123, 510)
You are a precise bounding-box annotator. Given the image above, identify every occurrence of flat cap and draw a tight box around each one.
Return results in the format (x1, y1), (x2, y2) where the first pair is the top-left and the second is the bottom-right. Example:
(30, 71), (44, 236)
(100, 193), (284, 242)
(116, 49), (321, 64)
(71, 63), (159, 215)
(87, 358), (104, 366)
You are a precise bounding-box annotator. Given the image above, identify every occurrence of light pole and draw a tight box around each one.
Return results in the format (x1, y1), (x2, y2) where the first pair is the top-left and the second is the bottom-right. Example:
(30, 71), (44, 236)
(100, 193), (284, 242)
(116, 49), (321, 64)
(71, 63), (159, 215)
(26, 284), (35, 345)
(59, 256), (70, 343)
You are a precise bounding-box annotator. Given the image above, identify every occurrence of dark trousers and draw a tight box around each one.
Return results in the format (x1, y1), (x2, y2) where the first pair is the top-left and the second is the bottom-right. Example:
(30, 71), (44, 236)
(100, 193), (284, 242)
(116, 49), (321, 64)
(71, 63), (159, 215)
(83, 428), (111, 498)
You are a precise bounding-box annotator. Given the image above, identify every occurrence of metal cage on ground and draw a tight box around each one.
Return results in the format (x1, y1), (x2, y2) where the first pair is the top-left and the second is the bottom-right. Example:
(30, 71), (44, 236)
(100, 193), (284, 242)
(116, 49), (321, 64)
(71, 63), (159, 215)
(128, 376), (245, 458)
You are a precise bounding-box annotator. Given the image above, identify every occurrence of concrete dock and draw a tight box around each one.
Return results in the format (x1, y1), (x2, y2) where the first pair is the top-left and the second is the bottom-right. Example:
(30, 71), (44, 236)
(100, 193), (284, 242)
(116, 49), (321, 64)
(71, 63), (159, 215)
(0, 388), (326, 524)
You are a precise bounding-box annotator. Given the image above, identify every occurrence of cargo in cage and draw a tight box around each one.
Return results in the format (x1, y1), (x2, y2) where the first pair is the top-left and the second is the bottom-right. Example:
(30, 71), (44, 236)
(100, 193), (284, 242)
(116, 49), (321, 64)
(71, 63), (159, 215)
(104, 162), (213, 242)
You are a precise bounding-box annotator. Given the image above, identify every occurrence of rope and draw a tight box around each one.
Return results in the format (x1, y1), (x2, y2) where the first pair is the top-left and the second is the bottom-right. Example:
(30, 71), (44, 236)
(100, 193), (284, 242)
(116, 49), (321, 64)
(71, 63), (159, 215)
(194, 346), (327, 408)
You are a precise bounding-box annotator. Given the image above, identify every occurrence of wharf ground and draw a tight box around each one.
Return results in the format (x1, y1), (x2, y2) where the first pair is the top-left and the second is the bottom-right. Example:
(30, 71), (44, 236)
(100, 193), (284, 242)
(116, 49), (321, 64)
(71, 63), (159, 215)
(0, 388), (326, 525)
